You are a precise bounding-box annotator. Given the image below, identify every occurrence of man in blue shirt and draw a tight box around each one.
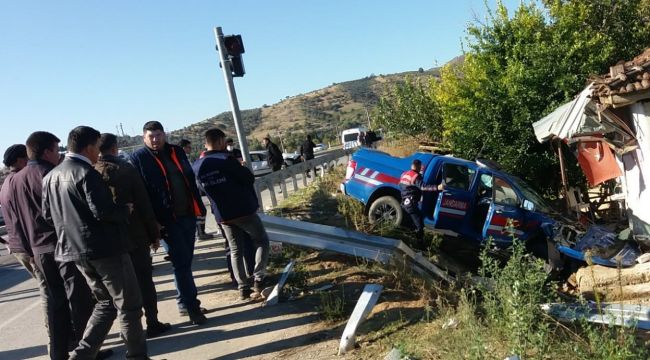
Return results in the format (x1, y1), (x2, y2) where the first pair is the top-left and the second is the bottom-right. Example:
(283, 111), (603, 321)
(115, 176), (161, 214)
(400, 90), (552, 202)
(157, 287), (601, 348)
(193, 128), (269, 300)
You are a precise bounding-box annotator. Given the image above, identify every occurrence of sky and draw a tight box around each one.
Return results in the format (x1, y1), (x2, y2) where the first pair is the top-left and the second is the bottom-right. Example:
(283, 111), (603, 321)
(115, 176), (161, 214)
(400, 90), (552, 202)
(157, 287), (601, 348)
(0, 0), (522, 155)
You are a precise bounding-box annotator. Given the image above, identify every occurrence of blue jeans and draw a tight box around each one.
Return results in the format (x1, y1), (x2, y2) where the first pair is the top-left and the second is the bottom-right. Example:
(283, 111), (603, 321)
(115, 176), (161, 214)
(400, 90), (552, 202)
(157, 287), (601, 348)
(165, 215), (200, 311)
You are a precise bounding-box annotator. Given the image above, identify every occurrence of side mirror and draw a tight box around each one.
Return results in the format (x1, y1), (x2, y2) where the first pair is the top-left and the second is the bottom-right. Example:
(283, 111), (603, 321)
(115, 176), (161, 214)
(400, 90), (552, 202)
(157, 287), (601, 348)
(522, 199), (535, 212)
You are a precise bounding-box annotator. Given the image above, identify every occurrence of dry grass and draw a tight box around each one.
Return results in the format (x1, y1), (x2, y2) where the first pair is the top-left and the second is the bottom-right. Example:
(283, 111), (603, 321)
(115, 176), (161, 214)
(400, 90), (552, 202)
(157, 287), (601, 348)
(377, 137), (425, 157)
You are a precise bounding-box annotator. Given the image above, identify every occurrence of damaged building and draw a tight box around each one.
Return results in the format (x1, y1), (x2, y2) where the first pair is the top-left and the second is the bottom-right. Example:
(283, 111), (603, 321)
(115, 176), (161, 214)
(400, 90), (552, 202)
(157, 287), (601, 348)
(534, 48), (650, 252)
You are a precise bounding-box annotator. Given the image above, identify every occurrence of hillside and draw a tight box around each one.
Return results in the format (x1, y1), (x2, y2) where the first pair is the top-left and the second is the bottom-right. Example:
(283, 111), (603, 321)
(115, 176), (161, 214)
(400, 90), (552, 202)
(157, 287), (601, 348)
(160, 68), (439, 153)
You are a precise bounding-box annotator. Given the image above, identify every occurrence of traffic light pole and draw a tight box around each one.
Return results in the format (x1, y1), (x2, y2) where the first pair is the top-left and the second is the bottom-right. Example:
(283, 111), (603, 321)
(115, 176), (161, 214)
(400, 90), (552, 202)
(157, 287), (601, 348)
(213, 26), (252, 168)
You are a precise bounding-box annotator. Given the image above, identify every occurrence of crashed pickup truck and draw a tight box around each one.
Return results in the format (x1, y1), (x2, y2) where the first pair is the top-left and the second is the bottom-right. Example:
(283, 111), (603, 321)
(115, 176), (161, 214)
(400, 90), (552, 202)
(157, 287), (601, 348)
(340, 148), (556, 250)
(341, 148), (642, 267)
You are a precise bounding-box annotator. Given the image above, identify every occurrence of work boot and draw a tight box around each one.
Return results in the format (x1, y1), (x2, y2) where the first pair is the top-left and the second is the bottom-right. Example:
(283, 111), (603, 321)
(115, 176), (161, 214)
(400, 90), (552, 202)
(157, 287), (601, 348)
(188, 309), (207, 325)
(239, 288), (252, 301)
(179, 306), (207, 316)
(146, 321), (172, 338)
(251, 279), (265, 299)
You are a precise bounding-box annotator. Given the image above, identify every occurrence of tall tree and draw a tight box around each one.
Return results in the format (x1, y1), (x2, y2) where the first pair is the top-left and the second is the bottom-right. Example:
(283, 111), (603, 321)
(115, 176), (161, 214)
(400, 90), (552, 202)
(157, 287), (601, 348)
(375, 76), (442, 141)
(377, 0), (650, 194)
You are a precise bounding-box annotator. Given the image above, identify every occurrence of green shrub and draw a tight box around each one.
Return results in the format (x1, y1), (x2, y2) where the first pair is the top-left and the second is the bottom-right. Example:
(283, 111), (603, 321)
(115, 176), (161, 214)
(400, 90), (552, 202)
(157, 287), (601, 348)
(477, 233), (554, 357)
(317, 287), (346, 322)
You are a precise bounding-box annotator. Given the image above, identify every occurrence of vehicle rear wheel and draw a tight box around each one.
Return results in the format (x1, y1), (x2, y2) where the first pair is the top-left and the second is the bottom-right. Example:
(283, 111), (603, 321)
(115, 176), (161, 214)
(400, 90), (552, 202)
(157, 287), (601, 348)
(368, 196), (403, 227)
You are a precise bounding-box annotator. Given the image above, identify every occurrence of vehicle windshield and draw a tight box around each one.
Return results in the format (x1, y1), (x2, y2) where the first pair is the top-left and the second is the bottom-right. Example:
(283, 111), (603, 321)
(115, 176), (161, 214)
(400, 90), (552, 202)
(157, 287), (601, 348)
(510, 176), (554, 214)
(343, 133), (358, 142)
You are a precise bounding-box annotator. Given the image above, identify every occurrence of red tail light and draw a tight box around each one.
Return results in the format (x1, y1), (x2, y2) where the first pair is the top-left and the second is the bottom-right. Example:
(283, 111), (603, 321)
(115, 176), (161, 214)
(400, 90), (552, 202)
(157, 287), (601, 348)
(345, 159), (357, 180)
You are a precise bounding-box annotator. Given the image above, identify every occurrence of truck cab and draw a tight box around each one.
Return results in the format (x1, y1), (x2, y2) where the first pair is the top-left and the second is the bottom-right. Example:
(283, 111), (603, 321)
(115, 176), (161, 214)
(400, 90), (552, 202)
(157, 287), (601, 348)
(341, 148), (555, 248)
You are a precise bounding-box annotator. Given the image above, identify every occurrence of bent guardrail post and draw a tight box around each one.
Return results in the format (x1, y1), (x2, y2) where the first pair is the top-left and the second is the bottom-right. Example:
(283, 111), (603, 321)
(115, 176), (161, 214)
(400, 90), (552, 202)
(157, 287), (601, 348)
(259, 214), (454, 284)
(264, 260), (295, 306)
(338, 284), (383, 355)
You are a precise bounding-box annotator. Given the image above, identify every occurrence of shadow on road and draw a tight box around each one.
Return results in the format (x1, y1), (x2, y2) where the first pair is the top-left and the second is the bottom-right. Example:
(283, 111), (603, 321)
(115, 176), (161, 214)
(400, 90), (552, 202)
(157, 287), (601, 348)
(0, 344), (47, 359)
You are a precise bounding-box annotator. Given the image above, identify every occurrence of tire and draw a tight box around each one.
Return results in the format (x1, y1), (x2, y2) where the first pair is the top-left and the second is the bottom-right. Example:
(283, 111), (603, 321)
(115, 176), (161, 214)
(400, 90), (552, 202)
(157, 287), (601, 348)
(368, 196), (403, 227)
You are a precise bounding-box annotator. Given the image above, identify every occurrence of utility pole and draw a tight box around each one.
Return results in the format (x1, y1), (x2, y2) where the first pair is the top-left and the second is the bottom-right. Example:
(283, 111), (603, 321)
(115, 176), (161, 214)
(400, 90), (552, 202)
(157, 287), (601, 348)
(364, 106), (372, 129)
(213, 26), (251, 167)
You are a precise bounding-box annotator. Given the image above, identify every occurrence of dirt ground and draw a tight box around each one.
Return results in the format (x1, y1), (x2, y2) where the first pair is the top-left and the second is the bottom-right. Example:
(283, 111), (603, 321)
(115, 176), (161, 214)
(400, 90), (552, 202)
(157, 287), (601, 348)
(109, 229), (418, 360)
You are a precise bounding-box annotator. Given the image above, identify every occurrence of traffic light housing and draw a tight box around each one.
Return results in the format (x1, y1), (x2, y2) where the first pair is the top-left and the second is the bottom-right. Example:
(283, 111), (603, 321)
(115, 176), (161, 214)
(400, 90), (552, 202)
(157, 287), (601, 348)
(221, 34), (245, 77)
(224, 35), (245, 56)
(230, 55), (245, 77)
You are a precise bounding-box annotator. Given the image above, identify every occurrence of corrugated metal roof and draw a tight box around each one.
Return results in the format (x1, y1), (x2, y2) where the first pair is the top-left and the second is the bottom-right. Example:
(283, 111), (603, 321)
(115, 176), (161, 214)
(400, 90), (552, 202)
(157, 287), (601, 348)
(533, 86), (594, 142)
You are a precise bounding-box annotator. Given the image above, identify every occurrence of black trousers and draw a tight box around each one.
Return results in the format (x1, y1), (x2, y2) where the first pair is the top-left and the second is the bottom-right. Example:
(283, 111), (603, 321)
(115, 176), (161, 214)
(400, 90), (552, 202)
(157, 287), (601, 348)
(129, 246), (159, 326)
(403, 205), (424, 244)
(73, 254), (147, 360)
(33, 252), (94, 360)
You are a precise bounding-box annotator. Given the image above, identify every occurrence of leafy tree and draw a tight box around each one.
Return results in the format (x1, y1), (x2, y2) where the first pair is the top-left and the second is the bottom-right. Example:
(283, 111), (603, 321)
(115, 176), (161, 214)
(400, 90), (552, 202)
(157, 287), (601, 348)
(375, 76), (442, 140)
(378, 0), (650, 195)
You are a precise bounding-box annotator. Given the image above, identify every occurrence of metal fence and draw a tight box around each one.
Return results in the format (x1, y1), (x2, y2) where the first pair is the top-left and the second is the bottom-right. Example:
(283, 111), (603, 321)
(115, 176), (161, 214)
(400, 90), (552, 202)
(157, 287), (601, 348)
(253, 149), (351, 209)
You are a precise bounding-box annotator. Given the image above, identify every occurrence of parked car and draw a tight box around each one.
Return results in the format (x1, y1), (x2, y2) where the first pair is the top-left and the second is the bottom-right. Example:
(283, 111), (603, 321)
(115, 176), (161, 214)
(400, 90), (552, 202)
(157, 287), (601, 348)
(283, 152), (303, 166)
(340, 148), (556, 251)
(313, 143), (328, 153)
(250, 150), (273, 177)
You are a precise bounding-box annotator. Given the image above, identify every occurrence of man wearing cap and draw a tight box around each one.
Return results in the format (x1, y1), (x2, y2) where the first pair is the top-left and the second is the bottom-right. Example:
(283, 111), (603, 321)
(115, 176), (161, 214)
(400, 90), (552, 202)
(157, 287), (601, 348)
(0, 144), (33, 275)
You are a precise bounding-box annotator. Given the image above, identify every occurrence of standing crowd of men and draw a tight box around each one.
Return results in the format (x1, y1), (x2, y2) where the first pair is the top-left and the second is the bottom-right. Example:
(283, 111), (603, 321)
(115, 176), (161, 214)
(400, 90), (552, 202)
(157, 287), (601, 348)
(0, 121), (271, 360)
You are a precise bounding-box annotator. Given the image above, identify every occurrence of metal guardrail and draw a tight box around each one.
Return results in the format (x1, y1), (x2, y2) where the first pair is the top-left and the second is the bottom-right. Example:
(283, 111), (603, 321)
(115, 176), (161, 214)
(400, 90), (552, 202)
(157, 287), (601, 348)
(259, 214), (455, 283)
(253, 149), (351, 209)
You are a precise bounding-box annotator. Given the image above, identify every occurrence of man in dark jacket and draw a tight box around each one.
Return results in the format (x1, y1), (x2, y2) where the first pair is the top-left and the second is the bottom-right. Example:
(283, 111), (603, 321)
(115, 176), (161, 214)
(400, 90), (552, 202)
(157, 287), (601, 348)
(95, 133), (171, 338)
(300, 135), (316, 178)
(129, 121), (207, 324)
(399, 159), (444, 248)
(0, 144), (33, 275)
(193, 128), (269, 300)
(262, 136), (283, 171)
(43, 126), (148, 360)
(226, 138), (243, 163)
(10, 132), (98, 360)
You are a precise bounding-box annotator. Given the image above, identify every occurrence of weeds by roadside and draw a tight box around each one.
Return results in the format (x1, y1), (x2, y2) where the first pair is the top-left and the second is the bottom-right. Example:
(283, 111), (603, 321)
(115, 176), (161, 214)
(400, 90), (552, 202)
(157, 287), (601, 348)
(318, 286), (346, 322)
(373, 236), (648, 360)
(267, 158), (648, 359)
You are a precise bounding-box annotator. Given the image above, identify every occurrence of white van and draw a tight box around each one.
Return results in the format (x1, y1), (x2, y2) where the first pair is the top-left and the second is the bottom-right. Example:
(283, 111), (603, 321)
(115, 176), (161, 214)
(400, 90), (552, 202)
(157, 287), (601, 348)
(341, 127), (367, 150)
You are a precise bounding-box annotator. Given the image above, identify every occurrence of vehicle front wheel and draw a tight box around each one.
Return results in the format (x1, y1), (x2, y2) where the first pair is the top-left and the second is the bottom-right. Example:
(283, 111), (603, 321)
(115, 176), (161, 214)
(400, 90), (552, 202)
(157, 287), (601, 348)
(368, 196), (403, 227)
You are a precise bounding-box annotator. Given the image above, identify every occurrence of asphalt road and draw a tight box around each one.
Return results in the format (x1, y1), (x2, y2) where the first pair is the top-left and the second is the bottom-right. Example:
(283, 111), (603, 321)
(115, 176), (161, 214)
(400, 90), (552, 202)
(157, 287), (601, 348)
(0, 155), (348, 360)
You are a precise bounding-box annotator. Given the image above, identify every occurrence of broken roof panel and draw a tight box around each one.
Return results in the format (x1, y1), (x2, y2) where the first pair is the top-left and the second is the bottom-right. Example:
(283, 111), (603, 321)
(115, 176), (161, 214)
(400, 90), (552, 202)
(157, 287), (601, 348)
(533, 86), (594, 143)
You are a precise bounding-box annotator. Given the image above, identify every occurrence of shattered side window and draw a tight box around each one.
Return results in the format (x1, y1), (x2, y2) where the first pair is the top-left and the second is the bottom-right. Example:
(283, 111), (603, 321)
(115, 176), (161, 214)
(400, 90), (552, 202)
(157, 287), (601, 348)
(493, 177), (519, 206)
(443, 163), (474, 191)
